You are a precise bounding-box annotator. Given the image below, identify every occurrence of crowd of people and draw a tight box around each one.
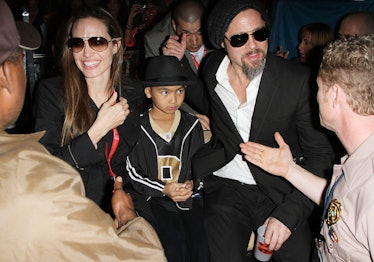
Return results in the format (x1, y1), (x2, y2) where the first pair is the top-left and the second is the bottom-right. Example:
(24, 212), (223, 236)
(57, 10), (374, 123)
(1, 0), (374, 261)
(0, 1), (165, 260)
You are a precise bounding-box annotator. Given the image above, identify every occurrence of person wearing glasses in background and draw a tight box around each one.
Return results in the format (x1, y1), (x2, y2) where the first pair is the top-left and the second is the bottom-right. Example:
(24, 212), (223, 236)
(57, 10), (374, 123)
(33, 6), (146, 213)
(182, 0), (335, 261)
(144, 0), (208, 73)
(147, 0), (212, 142)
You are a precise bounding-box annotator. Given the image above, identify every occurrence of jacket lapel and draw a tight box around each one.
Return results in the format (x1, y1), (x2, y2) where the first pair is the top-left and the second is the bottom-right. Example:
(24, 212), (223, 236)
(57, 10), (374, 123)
(250, 54), (280, 141)
(203, 51), (242, 143)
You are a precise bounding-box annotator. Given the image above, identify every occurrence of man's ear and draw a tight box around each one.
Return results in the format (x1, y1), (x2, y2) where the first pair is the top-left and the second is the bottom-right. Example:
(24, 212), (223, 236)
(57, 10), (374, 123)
(331, 83), (339, 107)
(333, 83), (348, 108)
(0, 64), (6, 88)
(144, 87), (152, 98)
(171, 19), (177, 33)
(0, 62), (13, 94)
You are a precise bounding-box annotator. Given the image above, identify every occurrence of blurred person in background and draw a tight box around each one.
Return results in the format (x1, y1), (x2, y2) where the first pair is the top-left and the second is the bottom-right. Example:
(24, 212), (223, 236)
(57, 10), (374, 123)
(101, 0), (129, 29)
(296, 23), (334, 70)
(338, 11), (374, 37)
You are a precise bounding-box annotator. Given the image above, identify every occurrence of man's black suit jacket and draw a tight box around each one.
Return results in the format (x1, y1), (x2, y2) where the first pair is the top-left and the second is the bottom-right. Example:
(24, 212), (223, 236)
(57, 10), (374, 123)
(184, 50), (335, 231)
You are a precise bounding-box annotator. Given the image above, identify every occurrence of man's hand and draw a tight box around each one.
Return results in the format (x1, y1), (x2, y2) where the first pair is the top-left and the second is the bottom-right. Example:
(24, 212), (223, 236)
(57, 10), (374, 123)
(239, 132), (295, 178)
(162, 180), (193, 202)
(112, 176), (136, 229)
(162, 33), (187, 61)
(263, 217), (292, 251)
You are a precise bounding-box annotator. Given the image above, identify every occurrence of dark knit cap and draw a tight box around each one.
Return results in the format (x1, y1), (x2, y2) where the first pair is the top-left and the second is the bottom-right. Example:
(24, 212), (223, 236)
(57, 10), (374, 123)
(207, 0), (270, 49)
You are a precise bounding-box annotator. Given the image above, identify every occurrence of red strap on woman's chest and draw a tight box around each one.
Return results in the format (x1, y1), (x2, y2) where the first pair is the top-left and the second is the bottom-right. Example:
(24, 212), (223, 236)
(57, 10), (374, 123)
(105, 127), (119, 179)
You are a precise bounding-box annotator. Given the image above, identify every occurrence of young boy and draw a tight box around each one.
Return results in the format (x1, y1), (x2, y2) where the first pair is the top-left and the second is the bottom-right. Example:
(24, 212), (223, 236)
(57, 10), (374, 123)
(126, 56), (210, 262)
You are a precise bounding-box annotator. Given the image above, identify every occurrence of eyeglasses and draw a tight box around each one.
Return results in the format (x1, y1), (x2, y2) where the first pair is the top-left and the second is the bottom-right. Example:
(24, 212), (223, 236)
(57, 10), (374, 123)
(67, 37), (118, 53)
(224, 27), (269, 48)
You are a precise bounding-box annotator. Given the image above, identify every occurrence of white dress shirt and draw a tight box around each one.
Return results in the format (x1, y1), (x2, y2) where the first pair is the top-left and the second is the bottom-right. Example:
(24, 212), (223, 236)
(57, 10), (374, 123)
(213, 56), (263, 185)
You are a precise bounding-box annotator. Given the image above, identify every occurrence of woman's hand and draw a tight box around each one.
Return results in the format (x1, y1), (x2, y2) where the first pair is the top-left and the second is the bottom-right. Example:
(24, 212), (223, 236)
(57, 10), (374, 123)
(275, 46), (289, 59)
(88, 92), (130, 145)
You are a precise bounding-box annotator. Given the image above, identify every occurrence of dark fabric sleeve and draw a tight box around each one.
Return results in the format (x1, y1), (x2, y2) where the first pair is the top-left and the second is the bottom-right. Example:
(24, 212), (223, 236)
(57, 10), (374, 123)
(257, 59), (335, 231)
(33, 77), (105, 169)
(126, 150), (166, 198)
(273, 86), (334, 231)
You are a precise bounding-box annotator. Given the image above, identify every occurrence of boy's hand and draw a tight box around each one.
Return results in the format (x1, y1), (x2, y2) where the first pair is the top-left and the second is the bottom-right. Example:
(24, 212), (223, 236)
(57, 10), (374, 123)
(163, 181), (193, 202)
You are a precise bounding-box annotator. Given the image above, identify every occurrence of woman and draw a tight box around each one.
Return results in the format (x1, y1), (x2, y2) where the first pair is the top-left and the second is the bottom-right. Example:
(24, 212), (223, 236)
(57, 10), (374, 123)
(296, 23), (334, 69)
(276, 23), (334, 70)
(33, 6), (145, 212)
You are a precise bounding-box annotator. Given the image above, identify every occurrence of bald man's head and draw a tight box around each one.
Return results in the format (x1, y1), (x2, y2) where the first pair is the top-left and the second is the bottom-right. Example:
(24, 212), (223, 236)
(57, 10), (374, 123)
(171, 0), (205, 52)
(172, 0), (204, 24)
(338, 11), (374, 37)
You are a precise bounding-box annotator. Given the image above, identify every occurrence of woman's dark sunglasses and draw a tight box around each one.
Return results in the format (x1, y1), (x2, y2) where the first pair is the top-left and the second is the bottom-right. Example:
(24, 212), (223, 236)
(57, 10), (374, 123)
(67, 37), (118, 53)
(225, 27), (269, 48)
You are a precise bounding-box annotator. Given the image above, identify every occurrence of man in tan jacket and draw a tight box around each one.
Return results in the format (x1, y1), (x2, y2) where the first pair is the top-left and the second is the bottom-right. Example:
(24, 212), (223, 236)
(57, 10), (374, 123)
(0, 1), (165, 260)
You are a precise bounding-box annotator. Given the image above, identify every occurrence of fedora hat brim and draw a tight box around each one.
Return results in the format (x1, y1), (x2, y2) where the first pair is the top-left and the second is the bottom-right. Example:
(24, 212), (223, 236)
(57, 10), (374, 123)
(142, 79), (195, 87)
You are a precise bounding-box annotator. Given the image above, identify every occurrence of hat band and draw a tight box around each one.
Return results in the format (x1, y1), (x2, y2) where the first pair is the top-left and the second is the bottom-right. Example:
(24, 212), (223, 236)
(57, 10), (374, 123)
(145, 76), (187, 83)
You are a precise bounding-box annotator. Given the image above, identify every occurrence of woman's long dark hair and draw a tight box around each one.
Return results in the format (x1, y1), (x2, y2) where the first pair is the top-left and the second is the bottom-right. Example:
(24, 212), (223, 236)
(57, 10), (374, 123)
(60, 6), (123, 145)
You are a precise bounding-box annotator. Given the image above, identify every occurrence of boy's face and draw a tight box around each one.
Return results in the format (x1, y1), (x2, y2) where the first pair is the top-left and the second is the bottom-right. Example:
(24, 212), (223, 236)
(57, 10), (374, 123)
(144, 85), (185, 116)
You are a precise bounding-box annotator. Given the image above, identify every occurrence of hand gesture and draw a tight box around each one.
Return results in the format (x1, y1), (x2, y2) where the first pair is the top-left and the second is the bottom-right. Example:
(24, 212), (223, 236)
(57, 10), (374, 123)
(112, 176), (136, 228)
(88, 92), (130, 145)
(275, 46), (289, 59)
(162, 180), (193, 202)
(128, 3), (144, 25)
(162, 33), (187, 61)
(239, 132), (294, 178)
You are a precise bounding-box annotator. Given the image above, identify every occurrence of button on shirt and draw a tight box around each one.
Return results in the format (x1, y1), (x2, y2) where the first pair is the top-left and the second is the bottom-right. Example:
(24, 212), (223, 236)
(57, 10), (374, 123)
(213, 56), (262, 185)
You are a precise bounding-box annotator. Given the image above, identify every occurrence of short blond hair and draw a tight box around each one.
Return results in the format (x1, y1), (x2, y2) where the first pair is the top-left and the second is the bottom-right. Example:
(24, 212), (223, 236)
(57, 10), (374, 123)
(319, 35), (374, 116)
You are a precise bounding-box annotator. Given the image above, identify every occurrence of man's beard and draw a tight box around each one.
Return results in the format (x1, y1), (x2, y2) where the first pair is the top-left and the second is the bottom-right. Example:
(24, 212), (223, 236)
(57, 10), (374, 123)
(242, 49), (266, 80)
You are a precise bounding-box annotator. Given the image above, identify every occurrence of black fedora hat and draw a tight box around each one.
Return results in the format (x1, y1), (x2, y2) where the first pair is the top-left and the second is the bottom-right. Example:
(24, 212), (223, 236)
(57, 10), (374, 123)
(143, 56), (195, 87)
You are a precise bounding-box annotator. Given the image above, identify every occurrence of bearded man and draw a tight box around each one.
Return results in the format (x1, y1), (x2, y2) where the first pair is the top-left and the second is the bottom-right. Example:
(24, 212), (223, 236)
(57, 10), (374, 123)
(183, 0), (335, 261)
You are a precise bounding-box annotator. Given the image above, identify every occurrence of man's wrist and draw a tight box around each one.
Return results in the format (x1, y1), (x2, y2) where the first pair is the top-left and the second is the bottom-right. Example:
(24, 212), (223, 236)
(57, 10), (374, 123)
(285, 161), (298, 181)
(119, 209), (137, 227)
